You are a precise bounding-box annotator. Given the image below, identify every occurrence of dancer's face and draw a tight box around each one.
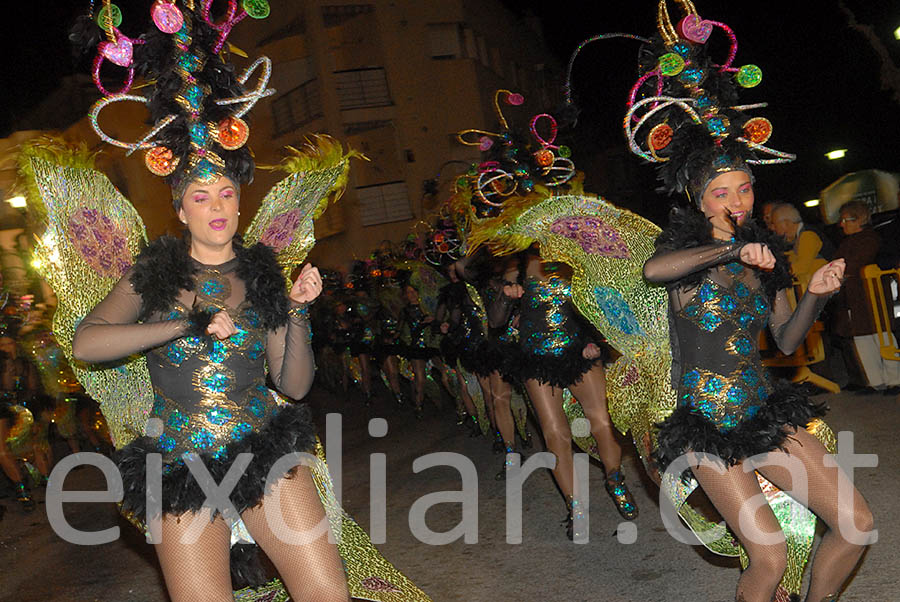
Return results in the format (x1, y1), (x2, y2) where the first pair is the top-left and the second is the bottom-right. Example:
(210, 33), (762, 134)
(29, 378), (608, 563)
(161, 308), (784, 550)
(178, 176), (240, 250)
(700, 170), (754, 239)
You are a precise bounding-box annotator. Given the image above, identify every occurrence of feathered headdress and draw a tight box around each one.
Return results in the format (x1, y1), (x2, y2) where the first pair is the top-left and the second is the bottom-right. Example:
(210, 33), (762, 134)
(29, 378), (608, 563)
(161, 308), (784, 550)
(622, 0), (795, 201)
(75, 0), (274, 203)
(449, 89), (584, 255)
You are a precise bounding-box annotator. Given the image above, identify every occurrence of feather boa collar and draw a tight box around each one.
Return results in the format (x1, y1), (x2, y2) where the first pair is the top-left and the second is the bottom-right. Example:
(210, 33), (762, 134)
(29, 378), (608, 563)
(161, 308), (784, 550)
(654, 207), (793, 300)
(131, 235), (289, 330)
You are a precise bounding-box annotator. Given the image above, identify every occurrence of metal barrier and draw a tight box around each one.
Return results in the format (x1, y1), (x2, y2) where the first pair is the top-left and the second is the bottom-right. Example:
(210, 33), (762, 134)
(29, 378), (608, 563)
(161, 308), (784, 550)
(862, 264), (900, 361)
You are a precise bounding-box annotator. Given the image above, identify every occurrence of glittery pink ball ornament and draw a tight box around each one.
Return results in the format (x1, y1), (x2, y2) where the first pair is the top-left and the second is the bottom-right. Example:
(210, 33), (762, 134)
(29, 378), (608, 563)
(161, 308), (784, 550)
(507, 93), (525, 106)
(152, 0), (184, 34)
(478, 136), (493, 151)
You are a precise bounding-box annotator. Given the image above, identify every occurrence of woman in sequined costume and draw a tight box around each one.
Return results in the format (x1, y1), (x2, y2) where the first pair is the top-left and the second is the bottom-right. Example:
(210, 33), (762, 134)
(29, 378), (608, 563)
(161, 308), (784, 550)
(72, 175), (350, 601)
(400, 282), (446, 417)
(347, 282), (380, 404)
(491, 248), (637, 538)
(436, 263), (490, 434)
(644, 168), (873, 602)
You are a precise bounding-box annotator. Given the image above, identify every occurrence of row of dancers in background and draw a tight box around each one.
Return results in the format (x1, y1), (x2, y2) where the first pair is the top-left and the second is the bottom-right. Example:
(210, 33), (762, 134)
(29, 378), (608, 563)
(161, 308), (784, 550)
(310, 244), (638, 538)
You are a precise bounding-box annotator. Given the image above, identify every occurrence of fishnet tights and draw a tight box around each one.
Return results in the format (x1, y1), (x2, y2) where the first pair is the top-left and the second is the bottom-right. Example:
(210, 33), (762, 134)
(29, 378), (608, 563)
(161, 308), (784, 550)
(154, 467), (349, 602)
(692, 428), (873, 602)
(525, 362), (622, 499)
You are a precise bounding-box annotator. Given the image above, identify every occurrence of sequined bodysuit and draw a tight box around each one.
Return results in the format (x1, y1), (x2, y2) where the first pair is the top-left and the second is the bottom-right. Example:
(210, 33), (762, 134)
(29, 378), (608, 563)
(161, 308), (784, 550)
(513, 276), (598, 388)
(645, 235), (827, 467)
(73, 251), (314, 468)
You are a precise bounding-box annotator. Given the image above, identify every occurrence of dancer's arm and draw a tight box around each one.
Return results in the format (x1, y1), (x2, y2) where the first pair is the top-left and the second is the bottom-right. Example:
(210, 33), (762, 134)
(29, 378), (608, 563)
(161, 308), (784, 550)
(266, 308), (315, 400)
(643, 243), (743, 284)
(72, 272), (189, 363)
(768, 259), (844, 355)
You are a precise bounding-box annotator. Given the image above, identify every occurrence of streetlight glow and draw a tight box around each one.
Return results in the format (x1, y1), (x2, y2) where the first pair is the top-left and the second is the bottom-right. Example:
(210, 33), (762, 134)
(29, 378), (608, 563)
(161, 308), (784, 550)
(804, 199), (820, 208)
(825, 149), (847, 160)
(894, 25), (900, 40)
(5, 196), (26, 208)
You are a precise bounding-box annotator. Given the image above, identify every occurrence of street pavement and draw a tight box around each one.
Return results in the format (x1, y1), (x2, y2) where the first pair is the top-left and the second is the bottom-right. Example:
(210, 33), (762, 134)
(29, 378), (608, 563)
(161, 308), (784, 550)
(0, 385), (896, 601)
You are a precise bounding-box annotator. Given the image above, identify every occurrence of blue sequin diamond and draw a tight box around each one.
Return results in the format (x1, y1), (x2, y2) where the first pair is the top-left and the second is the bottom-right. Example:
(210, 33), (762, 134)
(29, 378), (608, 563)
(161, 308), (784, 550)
(190, 428), (215, 449)
(166, 343), (187, 366)
(208, 341), (228, 363)
(248, 395), (266, 418)
(726, 386), (748, 405)
(719, 294), (737, 313)
(683, 369), (701, 388)
(704, 377), (725, 395)
(733, 336), (752, 356)
(167, 409), (188, 431)
(158, 434), (177, 453)
(699, 312), (722, 331)
(247, 340), (265, 361)
(698, 282), (717, 303)
(200, 278), (225, 296)
(202, 370), (231, 393)
(593, 287), (645, 335)
(206, 406), (232, 426)
(753, 294), (768, 314)
(231, 422), (252, 439)
(734, 282), (750, 298)
(229, 327), (249, 347)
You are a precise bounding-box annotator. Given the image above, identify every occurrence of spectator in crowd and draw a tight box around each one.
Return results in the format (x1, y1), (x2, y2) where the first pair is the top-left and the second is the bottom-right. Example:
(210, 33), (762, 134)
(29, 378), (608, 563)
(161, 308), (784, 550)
(760, 200), (778, 231)
(771, 203), (836, 287)
(833, 200), (900, 394)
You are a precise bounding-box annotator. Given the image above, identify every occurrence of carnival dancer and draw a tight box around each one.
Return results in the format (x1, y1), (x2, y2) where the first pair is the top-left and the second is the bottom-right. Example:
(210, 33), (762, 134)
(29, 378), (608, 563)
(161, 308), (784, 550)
(436, 262), (491, 435)
(22, 3), (431, 601)
(451, 89), (639, 539)
(492, 248), (636, 535)
(620, 3), (873, 599)
(400, 279), (445, 418)
(346, 263), (380, 405)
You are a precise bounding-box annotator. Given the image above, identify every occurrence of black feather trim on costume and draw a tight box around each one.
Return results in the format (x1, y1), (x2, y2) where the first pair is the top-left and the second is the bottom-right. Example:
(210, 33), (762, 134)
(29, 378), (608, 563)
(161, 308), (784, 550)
(653, 380), (827, 477)
(230, 543), (267, 589)
(115, 402), (316, 524)
(131, 236), (196, 322)
(653, 207), (793, 303)
(519, 347), (598, 389)
(184, 307), (214, 339)
(131, 236), (290, 330)
(234, 240), (290, 331)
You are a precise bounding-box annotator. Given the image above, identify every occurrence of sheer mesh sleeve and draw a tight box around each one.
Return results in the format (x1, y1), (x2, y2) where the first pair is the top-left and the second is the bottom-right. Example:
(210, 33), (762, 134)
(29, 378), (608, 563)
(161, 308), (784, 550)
(72, 270), (189, 363)
(643, 243), (743, 284)
(266, 308), (315, 400)
(768, 289), (829, 356)
(488, 287), (516, 329)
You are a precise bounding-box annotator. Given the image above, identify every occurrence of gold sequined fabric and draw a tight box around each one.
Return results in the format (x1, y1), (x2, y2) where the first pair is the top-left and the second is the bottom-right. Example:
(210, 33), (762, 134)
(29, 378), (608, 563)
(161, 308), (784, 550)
(26, 157), (152, 448)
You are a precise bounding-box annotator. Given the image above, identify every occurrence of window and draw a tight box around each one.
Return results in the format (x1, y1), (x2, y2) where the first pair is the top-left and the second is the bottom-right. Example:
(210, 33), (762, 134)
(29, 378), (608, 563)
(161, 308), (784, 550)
(427, 23), (462, 59)
(321, 4), (374, 27)
(334, 68), (392, 110)
(356, 181), (412, 226)
(271, 79), (323, 136)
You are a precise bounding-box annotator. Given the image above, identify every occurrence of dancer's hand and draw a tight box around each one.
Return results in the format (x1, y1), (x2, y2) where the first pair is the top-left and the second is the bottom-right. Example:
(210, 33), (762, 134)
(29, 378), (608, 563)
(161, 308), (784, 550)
(207, 310), (237, 340)
(739, 243), (776, 270)
(582, 342), (603, 360)
(807, 259), (846, 295)
(290, 264), (323, 304)
(503, 283), (524, 298)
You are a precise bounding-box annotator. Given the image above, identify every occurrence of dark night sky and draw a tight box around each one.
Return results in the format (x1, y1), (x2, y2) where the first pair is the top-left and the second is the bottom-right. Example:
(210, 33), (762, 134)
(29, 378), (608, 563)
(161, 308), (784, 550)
(2, 1), (899, 218)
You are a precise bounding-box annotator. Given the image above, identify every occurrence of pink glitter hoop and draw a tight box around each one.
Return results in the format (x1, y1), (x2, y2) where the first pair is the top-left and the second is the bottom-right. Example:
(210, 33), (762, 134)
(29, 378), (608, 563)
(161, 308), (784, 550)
(201, 0), (248, 53)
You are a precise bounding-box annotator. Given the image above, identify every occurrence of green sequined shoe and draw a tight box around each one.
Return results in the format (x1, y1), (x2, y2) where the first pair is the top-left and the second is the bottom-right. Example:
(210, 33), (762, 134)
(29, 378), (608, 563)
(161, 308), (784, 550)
(605, 469), (637, 520)
(15, 481), (35, 512)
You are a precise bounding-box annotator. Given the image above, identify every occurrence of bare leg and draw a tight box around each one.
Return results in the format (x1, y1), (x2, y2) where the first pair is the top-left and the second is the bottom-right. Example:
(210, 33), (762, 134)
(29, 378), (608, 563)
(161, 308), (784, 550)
(568, 363), (622, 472)
(153, 508), (233, 602)
(524, 379), (573, 497)
(479, 374), (496, 428)
(412, 359), (427, 410)
(750, 428), (874, 601)
(489, 371), (516, 445)
(242, 467), (350, 601)
(358, 353), (372, 398)
(692, 457), (788, 602)
(382, 356), (402, 398)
